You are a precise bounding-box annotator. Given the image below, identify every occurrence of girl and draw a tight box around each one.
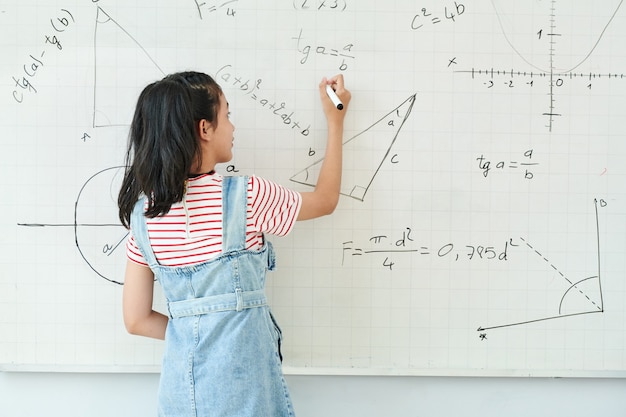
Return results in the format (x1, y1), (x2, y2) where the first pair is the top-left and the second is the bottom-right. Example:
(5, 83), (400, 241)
(117, 71), (350, 416)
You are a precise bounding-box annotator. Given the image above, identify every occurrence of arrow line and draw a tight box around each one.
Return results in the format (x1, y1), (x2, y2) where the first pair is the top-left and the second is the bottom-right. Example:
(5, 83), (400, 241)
(477, 309), (603, 332)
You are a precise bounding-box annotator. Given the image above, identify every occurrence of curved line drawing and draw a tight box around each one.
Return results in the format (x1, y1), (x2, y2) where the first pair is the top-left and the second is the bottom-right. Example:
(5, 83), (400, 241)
(563, 1), (624, 73)
(73, 166), (128, 285)
(17, 166), (128, 285)
(290, 93), (416, 201)
(558, 275), (601, 315)
(461, 1), (626, 131)
(490, 0), (624, 73)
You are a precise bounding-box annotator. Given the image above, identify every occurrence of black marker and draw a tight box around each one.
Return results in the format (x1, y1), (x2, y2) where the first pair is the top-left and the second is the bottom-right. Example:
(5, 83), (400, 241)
(325, 84), (344, 110)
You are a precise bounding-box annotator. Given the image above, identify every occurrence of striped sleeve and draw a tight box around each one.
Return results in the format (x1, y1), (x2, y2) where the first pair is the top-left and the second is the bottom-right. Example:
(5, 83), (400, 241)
(249, 175), (302, 237)
(126, 232), (149, 266)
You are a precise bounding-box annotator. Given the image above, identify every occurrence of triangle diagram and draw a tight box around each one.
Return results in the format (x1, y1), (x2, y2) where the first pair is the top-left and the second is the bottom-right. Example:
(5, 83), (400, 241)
(290, 93), (416, 201)
(92, 7), (164, 127)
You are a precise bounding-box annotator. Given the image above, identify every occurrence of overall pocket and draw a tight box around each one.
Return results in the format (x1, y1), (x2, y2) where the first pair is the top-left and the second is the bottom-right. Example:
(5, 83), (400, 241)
(267, 310), (283, 362)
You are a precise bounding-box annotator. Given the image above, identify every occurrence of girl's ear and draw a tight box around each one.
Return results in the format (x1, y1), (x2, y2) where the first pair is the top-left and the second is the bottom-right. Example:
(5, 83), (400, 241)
(198, 119), (213, 141)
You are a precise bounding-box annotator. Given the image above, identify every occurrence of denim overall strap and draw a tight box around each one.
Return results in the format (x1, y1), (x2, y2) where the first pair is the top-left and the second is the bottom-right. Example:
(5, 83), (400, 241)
(220, 176), (276, 272)
(164, 175), (269, 319)
(219, 175), (254, 314)
(130, 196), (160, 269)
(129, 175), (248, 268)
(221, 175), (248, 254)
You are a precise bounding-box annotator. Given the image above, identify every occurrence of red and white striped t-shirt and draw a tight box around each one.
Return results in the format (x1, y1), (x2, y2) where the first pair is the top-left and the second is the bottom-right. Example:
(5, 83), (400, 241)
(126, 173), (302, 267)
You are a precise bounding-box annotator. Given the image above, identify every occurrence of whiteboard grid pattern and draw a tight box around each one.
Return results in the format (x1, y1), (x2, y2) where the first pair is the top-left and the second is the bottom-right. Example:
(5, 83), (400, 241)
(1, 0), (626, 376)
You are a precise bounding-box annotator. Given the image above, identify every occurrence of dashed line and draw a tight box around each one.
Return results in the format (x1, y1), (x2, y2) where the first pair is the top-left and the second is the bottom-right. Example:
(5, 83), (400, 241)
(521, 237), (570, 283)
(519, 237), (600, 310)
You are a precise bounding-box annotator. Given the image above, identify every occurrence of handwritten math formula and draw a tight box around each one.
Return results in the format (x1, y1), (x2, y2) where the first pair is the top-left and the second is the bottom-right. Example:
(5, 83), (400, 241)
(11, 8), (74, 104)
(292, 29), (355, 71)
(293, 0), (347, 12)
(410, 2), (466, 31)
(215, 64), (312, 137)
(476, 149), (538, 179)
(193, 0), (237, 19)
(342, 228), (513, 270)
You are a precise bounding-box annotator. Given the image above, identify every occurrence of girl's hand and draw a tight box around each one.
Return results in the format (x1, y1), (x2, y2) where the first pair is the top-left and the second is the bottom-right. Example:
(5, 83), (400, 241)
(319, 74), (351, 124)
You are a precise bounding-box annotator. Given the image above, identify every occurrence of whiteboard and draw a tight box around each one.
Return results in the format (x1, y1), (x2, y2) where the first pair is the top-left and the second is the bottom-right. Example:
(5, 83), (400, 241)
(1, 0), (626, 377)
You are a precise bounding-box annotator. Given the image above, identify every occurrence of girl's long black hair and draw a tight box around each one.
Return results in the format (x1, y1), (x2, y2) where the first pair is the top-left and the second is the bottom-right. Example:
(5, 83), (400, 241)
(118, 71), (222, 228)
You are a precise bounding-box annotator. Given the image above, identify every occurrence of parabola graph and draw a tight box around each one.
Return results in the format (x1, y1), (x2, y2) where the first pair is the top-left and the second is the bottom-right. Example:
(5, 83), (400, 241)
(457, 0), (626, 131)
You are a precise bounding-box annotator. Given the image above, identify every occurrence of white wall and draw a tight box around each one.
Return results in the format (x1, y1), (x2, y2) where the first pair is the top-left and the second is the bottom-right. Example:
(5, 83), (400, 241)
(1, 373), (625, 417)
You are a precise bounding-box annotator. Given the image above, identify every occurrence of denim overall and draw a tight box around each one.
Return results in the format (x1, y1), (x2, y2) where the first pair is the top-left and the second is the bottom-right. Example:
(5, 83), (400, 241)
(131, 176), (295, 417)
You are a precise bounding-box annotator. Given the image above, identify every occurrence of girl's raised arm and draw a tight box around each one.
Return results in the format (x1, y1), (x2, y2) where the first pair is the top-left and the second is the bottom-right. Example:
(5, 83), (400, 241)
(297, 74), (351, 221)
